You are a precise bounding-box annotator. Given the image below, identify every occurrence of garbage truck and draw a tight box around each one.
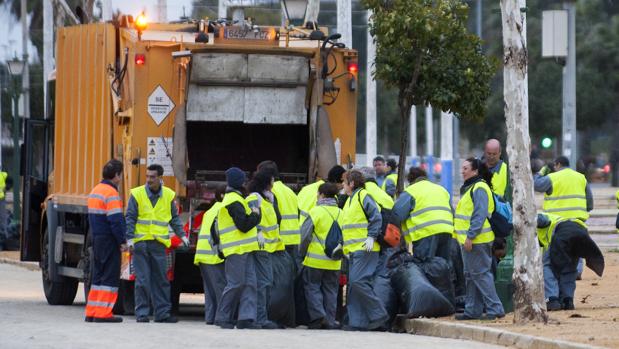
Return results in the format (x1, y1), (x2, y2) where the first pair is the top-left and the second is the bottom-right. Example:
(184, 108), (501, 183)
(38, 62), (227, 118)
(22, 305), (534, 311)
(20, 14), (359, 313)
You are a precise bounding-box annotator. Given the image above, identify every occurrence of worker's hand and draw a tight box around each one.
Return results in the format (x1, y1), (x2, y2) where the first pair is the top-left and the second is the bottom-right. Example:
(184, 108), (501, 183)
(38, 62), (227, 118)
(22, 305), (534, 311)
(539, 165), (550, 176)
(251, 206), (260, 215)
(127, 239), (135, 252)
(464, 238), (473, 252)
(181, 236), (190, 248)
(257, 231), (266, 249)
(362, 237), (375, 252)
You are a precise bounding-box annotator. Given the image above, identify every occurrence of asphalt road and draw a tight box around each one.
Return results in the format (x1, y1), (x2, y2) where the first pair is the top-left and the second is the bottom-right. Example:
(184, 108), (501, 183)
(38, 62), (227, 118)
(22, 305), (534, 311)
(0, 263), (505, 349)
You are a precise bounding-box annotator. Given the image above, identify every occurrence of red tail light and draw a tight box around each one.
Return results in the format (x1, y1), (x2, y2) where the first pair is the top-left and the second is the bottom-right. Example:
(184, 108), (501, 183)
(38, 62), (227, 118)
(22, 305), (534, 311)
(347, 61), (358, 74)
(135, 54), (146, 65)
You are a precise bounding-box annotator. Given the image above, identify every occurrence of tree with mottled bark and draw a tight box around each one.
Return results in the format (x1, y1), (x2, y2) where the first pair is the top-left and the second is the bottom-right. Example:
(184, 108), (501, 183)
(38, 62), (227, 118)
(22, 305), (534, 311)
(362, 0), (495, 195)
(500, 0), (547, 324)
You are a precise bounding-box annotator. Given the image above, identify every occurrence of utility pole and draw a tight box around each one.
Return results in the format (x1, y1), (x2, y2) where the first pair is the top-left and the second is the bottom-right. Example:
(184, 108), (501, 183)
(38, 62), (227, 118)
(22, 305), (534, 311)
(562, 1), (577, 169)
(409, 106), (417, 166)
(365, 10), (377, 166)
(21, 0), (30, 126)
(440, 111), (453, 196)
(337, 0), (352, 48)
(425, 105), (434, 180)
(43, 0), (53, 119)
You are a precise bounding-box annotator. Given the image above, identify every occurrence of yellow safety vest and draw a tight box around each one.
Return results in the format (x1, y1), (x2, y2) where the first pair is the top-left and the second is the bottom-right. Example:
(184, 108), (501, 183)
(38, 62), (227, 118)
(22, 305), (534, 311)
(217, 191), (259, 257)
(381, 173), (398, 192)
(543, 168), (589, 221)
(0, 171), (7, 200)
(194, 202), (225, 265)
(402, 180), (454, 243)
(615, 189), (618, 209)
(491, 162), (508, 198)
(272, 181), (301, 246)
(303, 204), (343, 271)
(298, 180), (325, 225)
(131, 185), (175, 248)
(247, 193), (285, 253)
(454, 181), (495, 245)
(537, 213), (587, 249)
(342, 189), (381, 255)
(365, 181), (394, 210)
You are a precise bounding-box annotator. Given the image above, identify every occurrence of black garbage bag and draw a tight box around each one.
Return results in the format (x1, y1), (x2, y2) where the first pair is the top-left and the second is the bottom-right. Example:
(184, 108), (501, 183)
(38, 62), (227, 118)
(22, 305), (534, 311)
(373, 275), (398, 329)
(449, 238), (466, 299)
(268, 251), (296, 327)
(391, 262), (455, 318)
(416, 256), (456, 306)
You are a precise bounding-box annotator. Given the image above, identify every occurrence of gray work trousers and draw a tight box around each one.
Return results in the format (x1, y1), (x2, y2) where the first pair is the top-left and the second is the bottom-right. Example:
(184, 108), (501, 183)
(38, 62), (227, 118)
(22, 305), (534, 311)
(303, 266), (339, 324)
(133, 240), (171, 320)
(0, 199), (6, 245)
(543, 250), (577, 301)
(412, 233), (452, 262)
(254, 251), (273, 325)
(215, 253), (257, 324)
(347, 251), (388, 329)
(461, 242), (505, 318)
(199, 263), (226, 323)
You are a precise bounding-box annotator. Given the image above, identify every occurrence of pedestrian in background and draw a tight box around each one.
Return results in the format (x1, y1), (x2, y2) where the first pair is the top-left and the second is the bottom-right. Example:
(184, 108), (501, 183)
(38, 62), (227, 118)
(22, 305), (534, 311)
(85, 159), (126, 323)
(483, 139), (510, 199)
(298, 165), (347, 224)
(299, 182), (343, 330)
(0, 169), (7, 250)
(341, 170), (388, 331)
(126, 164), (188, 323)
(214, 167), (261, 329)
(382, 159), (398, 197)
(194, 186), (226, 325)
(454, 158), (504, 321)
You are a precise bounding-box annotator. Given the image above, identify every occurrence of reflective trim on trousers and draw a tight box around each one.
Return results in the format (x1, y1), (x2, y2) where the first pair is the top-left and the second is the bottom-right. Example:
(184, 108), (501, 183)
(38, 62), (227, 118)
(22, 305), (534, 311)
(90, 285), (119, 293)
(86, 300), (116, 308)
(306, 252), (334, 261)
(220, 236), (258, 250)
(406, 219), (453, 234)
(342, 223), (368, 230)
(408, 206), (452, 219)
(544, 195), (586, 201)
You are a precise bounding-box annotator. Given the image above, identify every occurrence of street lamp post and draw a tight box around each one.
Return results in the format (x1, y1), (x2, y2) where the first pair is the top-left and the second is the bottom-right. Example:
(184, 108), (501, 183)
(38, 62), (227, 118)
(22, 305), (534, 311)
(7, 56), (23, 224)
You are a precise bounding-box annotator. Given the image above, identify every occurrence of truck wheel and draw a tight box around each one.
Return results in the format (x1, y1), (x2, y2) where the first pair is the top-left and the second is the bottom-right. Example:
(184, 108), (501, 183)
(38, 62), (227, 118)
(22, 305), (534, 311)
(113, 280), (135, 315)
(41, 228), (78, 305)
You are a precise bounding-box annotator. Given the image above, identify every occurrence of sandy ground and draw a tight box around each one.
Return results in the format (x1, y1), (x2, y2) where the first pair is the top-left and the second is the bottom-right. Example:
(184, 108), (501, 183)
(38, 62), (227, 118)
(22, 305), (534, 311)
(441, 243), (619, 349)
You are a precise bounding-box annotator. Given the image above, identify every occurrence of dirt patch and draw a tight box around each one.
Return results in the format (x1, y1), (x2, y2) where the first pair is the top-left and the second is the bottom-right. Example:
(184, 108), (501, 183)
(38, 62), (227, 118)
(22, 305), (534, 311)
(440, 250), (619, 348)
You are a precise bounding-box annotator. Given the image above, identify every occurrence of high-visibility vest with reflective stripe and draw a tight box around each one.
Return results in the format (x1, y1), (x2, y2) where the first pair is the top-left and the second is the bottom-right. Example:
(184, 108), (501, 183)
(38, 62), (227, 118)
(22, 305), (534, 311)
(342, 189), (381, 254)
(543, 168), (589, 221)
(381, 173), (398, 192)
(616, 190), (619, 209)
(491, 162), (508, 198)
(365, 181), (394, 210)
(537, 213), (587, 249)
(402, 180), (454, 243)
(0, 171), (7, 200)
(88, 183), (124, 216)
(272, 181), (301, 246)
(303, 204), (343, 270)
(131, 185), (175, 248)
(194, 202), (225, 265)
(247, 193), (285, 253)
(298, 180), (324, 225)
(454, 181), (495, 244)
(217, 191), (259, 257)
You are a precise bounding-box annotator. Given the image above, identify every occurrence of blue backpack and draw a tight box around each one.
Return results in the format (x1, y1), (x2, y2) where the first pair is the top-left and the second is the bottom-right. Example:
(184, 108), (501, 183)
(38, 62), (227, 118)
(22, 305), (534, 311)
(470, 184), (513, 238)
(321, 207), (344, 260)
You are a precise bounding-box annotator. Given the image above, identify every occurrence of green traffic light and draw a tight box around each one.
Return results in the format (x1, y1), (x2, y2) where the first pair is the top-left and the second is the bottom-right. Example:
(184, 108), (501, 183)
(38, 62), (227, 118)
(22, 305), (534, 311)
(541, 137), (552, 149)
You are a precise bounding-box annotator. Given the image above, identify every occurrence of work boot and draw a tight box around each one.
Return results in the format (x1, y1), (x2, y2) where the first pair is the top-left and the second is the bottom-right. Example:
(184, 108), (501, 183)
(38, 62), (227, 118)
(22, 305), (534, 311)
(136, 316), (150, 323)
(155, 316), (178, 323)
(455, 314), (478, 321)
(546, 297), (562, 311)
(236, 320), (261, 329)
(562, 297), (575, 310)
(307, 318), (323, 330)
(93, 316), (123, 323)
(260, 321), (280, 330)
(323, 321), (341, 330)
(215, 321), (235, 329)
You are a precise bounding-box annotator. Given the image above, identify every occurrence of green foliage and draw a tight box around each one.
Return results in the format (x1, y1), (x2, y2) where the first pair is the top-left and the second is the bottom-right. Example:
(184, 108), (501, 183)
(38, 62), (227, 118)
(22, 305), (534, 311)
(362, 0), (496, 121)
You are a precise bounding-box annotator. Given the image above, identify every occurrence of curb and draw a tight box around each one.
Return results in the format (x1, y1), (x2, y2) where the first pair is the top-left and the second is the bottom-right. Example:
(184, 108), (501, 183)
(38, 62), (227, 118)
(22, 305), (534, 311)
(398, 317), (607, 349)
(0, 257), (40, 271)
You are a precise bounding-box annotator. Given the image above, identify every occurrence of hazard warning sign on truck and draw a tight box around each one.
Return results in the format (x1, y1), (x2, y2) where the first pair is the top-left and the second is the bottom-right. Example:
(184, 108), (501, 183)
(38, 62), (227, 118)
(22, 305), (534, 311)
(147, 137), (174, 176)
(148, 85), (175, 125)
